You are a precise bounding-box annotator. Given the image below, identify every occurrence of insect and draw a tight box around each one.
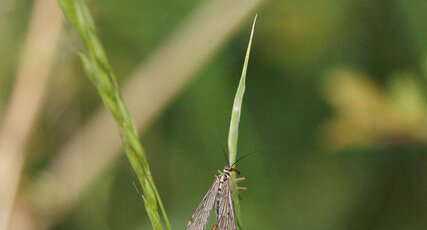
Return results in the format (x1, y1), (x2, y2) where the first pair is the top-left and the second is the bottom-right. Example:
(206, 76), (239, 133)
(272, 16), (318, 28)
(186, 165), (245, 230)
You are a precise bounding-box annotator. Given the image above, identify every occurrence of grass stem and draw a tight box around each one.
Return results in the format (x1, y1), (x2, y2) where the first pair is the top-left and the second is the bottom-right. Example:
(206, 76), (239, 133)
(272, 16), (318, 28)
(227, 14), (257, 230)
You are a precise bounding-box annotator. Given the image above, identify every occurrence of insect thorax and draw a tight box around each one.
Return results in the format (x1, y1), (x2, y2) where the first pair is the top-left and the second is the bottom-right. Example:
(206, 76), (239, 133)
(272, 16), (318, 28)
(219, 172), (229, 183)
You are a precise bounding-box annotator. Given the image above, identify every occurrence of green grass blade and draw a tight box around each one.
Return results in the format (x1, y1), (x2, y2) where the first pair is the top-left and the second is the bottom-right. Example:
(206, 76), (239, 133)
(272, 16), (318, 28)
(57, 0), (171, 229)
(227, 15), (257, 229)
(227, 15), (257, 166)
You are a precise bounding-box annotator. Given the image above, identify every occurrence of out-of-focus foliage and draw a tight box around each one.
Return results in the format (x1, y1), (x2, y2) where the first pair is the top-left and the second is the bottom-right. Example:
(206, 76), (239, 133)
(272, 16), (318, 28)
(2, 0), (427, 229)
(321, 69), (427, 150)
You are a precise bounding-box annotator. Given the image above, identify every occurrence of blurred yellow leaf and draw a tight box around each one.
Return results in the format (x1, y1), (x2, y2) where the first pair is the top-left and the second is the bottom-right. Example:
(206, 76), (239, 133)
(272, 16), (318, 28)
(320, 68), (427, 151)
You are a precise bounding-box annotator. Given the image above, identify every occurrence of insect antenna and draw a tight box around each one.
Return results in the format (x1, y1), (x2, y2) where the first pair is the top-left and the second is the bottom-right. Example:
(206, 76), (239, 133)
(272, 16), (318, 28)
(240, 144), (283, 157)
(230, 153), (253, 167)
(230, 144), (283, 168)
(220, 142), (229, 164)
(202, 112), (230, 165)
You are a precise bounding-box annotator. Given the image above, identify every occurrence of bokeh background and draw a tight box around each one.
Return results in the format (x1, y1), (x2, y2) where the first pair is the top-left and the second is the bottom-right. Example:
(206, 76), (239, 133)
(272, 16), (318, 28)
(1, 0), (427, 229)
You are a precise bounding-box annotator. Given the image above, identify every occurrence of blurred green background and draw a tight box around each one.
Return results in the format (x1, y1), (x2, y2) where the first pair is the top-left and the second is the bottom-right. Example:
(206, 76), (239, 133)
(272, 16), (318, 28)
(2, 0), (427, 229)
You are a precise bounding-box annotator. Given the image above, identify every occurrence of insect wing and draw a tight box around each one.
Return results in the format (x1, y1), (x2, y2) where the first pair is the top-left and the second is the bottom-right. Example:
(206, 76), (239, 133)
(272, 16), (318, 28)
(216, 178), (237, 230)
(186, 176), (220, 230)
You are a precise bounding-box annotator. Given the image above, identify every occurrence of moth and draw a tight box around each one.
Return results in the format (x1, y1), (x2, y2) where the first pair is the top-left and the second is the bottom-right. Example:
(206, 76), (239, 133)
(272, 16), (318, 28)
(186, 165), (245, 230)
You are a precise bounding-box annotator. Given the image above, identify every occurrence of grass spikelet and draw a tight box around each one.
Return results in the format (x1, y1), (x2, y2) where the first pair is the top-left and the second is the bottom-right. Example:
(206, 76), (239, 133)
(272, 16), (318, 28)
(57, 0), (171, 229)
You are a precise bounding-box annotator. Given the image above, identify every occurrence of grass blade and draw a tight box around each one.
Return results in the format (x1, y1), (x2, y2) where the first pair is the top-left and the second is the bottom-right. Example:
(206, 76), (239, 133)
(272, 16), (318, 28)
(57, 0), (171, 229)
(227, 14), (257, 229)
